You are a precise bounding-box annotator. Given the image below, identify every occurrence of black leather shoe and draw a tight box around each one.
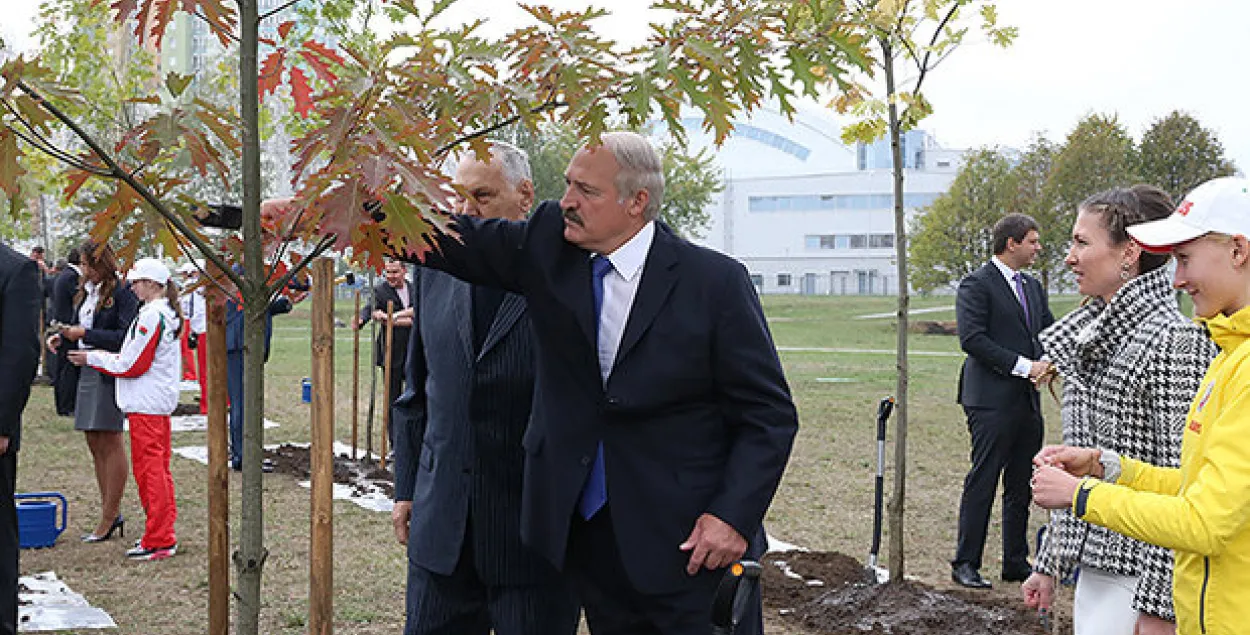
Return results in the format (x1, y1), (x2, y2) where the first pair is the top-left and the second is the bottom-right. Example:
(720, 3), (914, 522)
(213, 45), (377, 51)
(951, 563), (992, 589)
(1002, 562), (1032, 582)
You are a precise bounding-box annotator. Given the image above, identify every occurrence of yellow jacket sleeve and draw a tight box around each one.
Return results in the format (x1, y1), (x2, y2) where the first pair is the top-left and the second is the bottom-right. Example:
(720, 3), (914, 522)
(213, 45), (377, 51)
(1079, 388), (1250, 557)
(1118, 456), (1183, 496)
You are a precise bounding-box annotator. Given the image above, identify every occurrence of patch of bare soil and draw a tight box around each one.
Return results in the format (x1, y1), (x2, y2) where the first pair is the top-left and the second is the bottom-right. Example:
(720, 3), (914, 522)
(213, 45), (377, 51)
(762, 551), (1053, 634)
(262, 443), (395, 499)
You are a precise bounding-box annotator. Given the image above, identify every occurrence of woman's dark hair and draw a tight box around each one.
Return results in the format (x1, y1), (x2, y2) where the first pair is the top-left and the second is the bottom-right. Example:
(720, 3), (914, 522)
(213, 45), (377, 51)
(1079, 185), (1174, 275)
(162, 279), (185, 337)
(75, 240), (120, 312)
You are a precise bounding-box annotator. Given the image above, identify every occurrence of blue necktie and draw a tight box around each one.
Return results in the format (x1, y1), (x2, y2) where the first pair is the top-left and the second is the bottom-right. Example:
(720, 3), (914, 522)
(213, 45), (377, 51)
(578, 255), (614, 520)
(1013, 272), (1031, 327)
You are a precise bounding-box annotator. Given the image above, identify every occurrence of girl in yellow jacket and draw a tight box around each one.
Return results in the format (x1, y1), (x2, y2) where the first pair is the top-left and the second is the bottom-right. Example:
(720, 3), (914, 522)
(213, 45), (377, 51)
(1032, 176), (1250, 635)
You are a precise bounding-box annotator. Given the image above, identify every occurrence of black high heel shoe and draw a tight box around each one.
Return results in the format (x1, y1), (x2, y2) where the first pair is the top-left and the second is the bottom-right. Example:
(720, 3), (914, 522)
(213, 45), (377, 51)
(81, 515), (124, 543)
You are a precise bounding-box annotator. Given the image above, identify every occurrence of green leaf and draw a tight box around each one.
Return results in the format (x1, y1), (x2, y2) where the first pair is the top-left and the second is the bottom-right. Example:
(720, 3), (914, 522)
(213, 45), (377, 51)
(165, 72), (193, 99)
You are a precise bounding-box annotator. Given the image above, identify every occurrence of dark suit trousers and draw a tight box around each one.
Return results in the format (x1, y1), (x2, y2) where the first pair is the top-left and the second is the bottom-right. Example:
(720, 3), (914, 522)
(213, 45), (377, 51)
(52, 347), (79, 416)
(0, 452), (18, 635)
(404, 519), (578, 635)
(567, 506), (762, 635)
(227, 351), (244, 467)
(954, 404), (1043, 571)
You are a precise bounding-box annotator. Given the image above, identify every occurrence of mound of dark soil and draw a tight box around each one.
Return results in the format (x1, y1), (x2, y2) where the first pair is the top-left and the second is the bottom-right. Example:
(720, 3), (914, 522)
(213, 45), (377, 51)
(262, 444), (394, 499)
(762, 551), (1052, 634)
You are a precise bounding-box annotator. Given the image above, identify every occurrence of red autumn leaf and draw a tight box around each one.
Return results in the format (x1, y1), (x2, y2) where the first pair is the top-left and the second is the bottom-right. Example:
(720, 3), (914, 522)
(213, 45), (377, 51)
(258, 50), (286, 100)
(62, 168), (93, 203)
(191, 0), (238, 46)
(299, 39), (344, 86)
(0, 130), (27, 204)
(298, 50), (338, 85)
(290, 66), (313, 117)
(278, 20), (295, 40)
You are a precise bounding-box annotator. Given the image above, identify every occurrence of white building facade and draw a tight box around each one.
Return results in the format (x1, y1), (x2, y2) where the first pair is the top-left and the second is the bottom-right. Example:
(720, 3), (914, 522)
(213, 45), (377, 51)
(676, 105), (964, 295)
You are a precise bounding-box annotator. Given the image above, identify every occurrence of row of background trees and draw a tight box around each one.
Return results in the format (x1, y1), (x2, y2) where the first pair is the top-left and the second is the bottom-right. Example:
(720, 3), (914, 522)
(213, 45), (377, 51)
(910, 110), (1239, 292)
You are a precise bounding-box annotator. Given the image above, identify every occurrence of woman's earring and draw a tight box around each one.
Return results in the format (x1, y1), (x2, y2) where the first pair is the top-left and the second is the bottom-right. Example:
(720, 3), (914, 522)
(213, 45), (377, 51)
(1120, 263), (1131, 281)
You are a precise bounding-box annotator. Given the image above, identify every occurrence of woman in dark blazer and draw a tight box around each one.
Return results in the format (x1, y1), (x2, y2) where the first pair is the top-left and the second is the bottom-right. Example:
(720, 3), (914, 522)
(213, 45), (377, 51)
(46, 240), (138, 542)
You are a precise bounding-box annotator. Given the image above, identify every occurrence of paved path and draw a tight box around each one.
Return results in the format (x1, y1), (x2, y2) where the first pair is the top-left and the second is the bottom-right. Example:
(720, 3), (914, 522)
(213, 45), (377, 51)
(853, 305), (955, 320)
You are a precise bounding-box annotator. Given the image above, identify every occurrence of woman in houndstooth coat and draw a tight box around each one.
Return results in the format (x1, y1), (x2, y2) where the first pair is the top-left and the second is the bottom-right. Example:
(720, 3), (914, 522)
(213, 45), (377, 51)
(1024, 186), (1218, 635)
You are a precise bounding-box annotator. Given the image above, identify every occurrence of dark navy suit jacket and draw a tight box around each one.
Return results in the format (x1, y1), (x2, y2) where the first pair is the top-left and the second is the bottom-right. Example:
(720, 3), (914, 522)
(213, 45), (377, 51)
(420, 201), (799, 595)
(955, 261), (1055, 411)
(392, 268), (557, 585)
(0, 244), (41, 453)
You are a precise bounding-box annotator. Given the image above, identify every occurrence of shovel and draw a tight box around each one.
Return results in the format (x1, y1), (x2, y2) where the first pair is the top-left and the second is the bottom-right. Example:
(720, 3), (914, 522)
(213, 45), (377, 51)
(866, 396), (894, 583)
(710, 560), (762, 635)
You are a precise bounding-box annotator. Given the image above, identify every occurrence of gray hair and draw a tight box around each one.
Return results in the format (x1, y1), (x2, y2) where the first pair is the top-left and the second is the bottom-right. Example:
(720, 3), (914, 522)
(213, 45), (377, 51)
(488, 140), (532, 187)
(600, 131), (665, 221)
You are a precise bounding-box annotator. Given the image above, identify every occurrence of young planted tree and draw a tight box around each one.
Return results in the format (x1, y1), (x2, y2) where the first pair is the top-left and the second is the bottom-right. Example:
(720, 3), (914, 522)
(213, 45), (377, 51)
(2, 0), (869, 631)
(835, 0), (1016, 581)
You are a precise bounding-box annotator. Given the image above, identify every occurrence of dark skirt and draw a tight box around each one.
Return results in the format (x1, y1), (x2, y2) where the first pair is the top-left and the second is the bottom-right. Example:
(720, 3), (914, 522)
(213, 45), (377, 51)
(74, 367), (125, 432)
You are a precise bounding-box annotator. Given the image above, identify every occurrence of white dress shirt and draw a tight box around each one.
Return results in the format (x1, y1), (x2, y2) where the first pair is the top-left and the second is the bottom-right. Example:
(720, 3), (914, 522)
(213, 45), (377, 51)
(78, 281), (99, 350)
(990, 256), (1035, 378)
(596, 221), (656, 384)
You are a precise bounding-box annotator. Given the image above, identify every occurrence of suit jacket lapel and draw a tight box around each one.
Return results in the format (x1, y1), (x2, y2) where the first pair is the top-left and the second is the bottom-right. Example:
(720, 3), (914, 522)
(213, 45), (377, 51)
(613, 231), (678, 369)
(551, 247), (598, 351)
(439, 274), (473, 363)
(988, 264), (1029, 329)
(477, 293), (525, 361)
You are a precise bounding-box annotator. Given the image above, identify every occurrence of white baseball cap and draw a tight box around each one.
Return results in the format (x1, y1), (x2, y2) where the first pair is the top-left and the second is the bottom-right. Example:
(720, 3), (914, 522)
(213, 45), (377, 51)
(177, 262), (197, 275)
(1128, 177), (1250, 253)
(128, 258), (171, 285)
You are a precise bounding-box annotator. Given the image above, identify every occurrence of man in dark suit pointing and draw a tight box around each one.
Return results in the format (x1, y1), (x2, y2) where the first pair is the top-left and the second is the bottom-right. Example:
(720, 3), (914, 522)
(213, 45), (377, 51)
(952, 213), (1055, 589)
(413, 131), (798, 634)
(390, 141), (577, 635)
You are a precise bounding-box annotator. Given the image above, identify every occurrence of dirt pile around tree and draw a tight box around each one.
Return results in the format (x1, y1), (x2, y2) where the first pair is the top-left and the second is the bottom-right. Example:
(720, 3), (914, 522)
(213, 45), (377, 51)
(762, 551), (1052, 634)
(263, 443), (395, 499)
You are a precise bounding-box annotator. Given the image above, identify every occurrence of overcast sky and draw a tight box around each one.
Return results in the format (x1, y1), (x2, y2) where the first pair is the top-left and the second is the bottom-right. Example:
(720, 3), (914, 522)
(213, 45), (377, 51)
(5, 0), (1248, 172)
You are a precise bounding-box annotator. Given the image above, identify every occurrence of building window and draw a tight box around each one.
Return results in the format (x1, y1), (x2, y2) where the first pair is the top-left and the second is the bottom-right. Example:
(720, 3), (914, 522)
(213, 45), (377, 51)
(749, 274), (763, 288)
(749, 193), (941, 213)
(849, 234), (868, 249)
(857, 143), (867, 171)
(777, 274), (792, 287)
(870, 234), (895, 249)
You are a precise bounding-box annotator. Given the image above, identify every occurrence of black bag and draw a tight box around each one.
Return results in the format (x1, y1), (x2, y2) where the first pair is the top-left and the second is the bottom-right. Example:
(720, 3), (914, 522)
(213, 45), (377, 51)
(187, 332), (199, 349)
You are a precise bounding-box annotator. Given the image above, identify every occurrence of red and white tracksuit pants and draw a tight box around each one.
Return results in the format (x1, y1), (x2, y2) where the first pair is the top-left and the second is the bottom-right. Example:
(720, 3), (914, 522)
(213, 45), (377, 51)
(128, 413), (177, 549)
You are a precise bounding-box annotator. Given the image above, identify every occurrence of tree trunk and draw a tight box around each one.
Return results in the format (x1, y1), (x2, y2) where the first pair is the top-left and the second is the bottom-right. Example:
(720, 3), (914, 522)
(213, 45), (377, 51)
(882, 38), (910, 583)
(234, 1), (268, 633)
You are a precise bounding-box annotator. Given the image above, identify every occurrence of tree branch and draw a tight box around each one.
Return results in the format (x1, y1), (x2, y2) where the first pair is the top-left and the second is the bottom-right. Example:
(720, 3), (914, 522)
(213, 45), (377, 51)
(433, 98), (569, 157)
(1, 101), (112, 175)
(16, 79), (244, 290)
(266, 233), (334, 298)
(259, 0), (302, 23)
(911, 4), (960, 93)
(193, 11), (242, 45)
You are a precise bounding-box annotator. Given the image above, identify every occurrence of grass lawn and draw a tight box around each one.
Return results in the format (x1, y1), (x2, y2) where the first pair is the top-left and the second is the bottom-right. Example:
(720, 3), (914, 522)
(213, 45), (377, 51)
(17, 294), (1088, 633)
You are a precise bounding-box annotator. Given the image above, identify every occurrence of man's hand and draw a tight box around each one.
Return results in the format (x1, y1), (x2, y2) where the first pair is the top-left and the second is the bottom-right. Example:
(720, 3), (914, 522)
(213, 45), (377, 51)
(46, 334), (61, 353)
(1135, 613), (1176, 635)
(1034, 445), (1102, 478)
(66, 350), (88, 367)
(1020, 572), (1053, 609)
(373, 309), (388, 322)
(392, 501), (412, 545)
(679, 513), (747, 575)
(1028, 360), (1052, 381)
(62, 326), (85, 341)
(0, 437), (10, 455)
(1031, 466), (1083, 510)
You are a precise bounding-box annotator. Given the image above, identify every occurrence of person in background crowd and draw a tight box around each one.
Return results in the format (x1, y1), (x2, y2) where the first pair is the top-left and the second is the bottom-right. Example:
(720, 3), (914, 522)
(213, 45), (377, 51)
(0, 240), (42, 635)
(70, 258), (183, 561)
(1022, 186), (1217, 635)
(178, 263), (209, 415)
(1032, 177), (1250, 635)
(951, 213), (1056, 589)
(46, 240), (139, 543)
(50, 249), (83, 416)
(355, 259), (414, 447)
(391, 141), (578, 635)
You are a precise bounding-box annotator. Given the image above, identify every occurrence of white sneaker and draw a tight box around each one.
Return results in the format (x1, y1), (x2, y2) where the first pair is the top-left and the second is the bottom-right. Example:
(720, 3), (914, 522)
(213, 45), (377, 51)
(126, 543), (177, 561)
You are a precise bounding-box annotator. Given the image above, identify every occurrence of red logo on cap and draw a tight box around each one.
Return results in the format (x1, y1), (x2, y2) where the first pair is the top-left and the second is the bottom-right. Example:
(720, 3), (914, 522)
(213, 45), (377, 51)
(1178, 201), (1194, 216)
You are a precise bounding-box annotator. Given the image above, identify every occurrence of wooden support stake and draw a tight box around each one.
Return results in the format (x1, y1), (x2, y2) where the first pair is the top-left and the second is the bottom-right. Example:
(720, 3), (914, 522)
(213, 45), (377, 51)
(381, 300), (394, 470)
(205, 262), (230, 635)
(309, 258), (335, 635)
(351, 289), (360, 461)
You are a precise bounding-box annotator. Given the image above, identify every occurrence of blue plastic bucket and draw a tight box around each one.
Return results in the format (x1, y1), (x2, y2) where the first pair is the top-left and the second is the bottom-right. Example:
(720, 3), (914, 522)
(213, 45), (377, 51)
(301, 377), (312, 403)
(16, 492), (66, 549)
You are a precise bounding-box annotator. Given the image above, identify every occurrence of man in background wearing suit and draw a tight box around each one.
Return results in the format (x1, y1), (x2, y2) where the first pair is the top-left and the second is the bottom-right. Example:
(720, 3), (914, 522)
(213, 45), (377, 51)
(0, 242), (42, 635)
(355, 259), (415, 445)
(50, 248), (82, 416)
(390, 142), (577, 635)
(414, 131), (798, 634)
(952, 213), (1055, 589)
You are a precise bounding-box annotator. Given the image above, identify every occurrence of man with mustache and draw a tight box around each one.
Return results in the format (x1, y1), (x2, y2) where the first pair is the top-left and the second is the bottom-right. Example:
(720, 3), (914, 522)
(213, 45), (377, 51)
(411, 131), (798, 634)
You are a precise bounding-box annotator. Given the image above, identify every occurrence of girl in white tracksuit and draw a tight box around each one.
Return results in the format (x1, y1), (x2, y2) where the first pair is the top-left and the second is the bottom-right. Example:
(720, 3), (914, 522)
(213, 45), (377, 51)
(76, 258), (183, 560)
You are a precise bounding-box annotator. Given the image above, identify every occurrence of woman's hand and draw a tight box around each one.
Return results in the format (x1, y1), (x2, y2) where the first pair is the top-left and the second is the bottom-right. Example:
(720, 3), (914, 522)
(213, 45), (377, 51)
(46, 334), (61, 353)
(66, 350), (88, 367)
(61, 326), (86, 341)
(1034, 445), (1102, 477)
(1020, 572), (1054, 609)
(1032, 466), (1083, 509)
(1135, 613), (1176, 635)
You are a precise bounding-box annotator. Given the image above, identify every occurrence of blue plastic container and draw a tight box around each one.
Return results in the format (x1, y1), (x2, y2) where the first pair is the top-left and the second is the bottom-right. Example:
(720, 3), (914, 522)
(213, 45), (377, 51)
(301, 377), (312, 403)
(16, 492), (66, 549)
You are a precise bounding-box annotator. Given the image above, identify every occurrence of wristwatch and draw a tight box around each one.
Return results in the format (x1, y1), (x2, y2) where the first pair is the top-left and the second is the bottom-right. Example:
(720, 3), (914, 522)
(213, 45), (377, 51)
(1098, 449), (1122, 483)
